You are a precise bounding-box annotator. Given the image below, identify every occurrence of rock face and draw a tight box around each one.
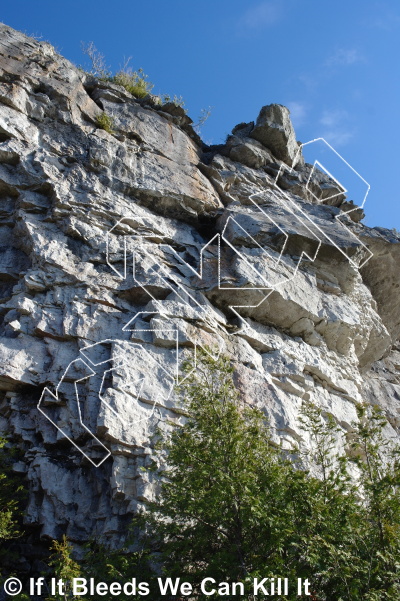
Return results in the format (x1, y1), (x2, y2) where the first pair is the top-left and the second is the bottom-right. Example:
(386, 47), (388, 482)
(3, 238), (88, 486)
(1, 23), (400, 557)
(249, 104), (302, 167)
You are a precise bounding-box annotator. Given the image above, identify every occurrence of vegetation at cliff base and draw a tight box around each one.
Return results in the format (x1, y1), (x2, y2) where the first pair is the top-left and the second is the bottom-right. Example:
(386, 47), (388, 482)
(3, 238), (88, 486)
(0, 437), (26, 566)
(1, 352), (400, 600)
(141, 350), (400, 600)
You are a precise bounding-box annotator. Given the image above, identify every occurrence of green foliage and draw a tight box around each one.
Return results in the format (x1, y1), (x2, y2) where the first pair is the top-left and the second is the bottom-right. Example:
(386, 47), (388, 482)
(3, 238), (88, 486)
(112, 67), (153, 99)
(0, 437), (26, 580)
(81, 43), (153, 98)
(141, 351), (400, 600)
(45, 536), (153, 601)
(81, 43), (191, 107)
(143, 351), (306, 596)
(0, 437), (24, 544)
(0, 438), (28, 599)
(82, 539), (153, 601)
(347, 404), (400, 599)
(48, 535), (83, 600)
(95, 112), (114, 134)
(1, 353), (400, 601)
(295, 402), (364, 599)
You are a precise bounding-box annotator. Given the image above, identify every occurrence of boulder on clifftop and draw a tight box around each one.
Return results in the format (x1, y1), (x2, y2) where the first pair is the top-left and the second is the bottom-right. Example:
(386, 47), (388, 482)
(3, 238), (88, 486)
(249, 103), (302, 167)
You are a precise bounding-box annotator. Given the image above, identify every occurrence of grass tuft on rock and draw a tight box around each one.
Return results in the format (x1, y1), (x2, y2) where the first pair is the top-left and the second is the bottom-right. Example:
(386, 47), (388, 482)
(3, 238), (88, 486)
(95, 112), (114, 134)
(112, 67), (153, 99)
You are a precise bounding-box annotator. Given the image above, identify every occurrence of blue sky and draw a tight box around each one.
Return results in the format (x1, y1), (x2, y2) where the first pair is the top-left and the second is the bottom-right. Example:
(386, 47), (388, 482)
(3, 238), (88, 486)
(2, 0), (400, 230)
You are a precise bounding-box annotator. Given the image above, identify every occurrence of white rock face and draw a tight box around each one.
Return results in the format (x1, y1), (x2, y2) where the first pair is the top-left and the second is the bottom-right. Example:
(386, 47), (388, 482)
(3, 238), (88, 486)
(1, 24), (400, 553)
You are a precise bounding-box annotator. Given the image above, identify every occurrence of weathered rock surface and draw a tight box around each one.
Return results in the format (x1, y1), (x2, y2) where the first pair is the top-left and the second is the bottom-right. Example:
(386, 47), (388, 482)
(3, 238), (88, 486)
(249, 104), (303, 167)
(1, 23), (400, 559)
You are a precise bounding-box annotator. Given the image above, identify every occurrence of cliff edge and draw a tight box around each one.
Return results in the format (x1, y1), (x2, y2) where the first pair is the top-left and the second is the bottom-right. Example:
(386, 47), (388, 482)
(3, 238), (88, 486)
(0, 24), (400, 560)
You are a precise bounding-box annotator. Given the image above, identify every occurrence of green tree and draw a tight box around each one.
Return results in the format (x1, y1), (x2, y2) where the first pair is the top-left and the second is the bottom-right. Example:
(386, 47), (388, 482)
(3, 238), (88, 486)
(0, 437), (24, 543)
(2, 354), (399, 601)
(143, 351), (310, 598)
(348, 404), (400, 600)
(296, 402), (365, 599)
(48, 535), (84, 601)
(0, 436), (27, 588)
(143, 351), (400, 600)
(82, 538), (153, 601)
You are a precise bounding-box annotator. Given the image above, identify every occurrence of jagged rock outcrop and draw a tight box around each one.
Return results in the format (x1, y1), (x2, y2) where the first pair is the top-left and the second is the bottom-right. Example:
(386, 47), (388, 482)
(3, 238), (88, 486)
(1, 23), (400, 560)
(249, 104), (302, 167)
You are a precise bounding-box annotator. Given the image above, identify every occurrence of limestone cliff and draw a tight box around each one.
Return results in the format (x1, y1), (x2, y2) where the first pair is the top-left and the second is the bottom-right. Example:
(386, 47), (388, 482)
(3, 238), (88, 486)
(1, 23), (400, 560)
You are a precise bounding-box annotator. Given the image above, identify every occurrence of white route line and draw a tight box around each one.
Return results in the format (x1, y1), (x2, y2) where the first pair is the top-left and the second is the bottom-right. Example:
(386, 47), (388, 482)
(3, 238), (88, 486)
(275, 138), (372, 267)
(37, 359), (111, 467)
(226, 190), (322, 329)
(39, 137), (373, 466)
